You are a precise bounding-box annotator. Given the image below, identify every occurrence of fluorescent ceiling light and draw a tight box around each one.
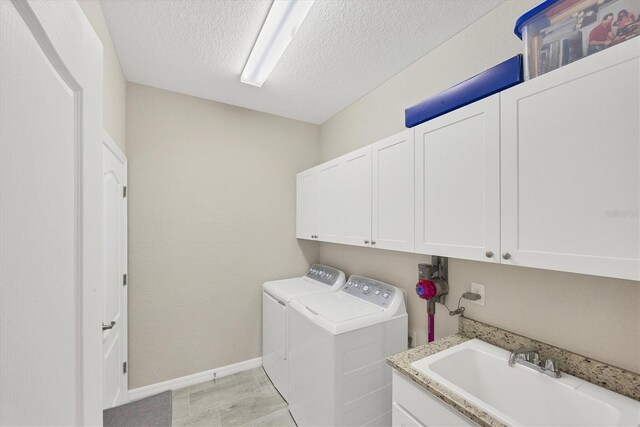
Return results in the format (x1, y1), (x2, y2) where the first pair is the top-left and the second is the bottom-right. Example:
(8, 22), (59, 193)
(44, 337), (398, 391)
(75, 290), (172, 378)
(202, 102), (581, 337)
(241, 0), (315, 87)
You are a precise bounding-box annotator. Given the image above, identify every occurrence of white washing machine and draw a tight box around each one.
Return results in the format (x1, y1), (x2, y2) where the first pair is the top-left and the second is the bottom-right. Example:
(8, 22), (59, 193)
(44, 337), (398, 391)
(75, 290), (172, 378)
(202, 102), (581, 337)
(262, 264), (345, 402)
(288, 275), (407, 427)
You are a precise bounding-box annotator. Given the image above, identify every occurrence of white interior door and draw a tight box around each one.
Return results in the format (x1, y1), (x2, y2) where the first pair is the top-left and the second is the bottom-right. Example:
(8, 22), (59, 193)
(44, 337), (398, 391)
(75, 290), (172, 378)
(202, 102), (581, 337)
(103, 133), (128, 408)
(0, 0), (104, 424)
(343, 146), (372, 247)
(372, 129), (415, 252)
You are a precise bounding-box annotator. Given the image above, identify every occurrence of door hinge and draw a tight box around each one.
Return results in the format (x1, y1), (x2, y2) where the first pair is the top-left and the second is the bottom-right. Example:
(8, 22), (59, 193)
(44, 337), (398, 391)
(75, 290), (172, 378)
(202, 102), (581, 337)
(123, 362), (127, 374)
(123, 273), (127, 286)
(123, 186), (127, 198)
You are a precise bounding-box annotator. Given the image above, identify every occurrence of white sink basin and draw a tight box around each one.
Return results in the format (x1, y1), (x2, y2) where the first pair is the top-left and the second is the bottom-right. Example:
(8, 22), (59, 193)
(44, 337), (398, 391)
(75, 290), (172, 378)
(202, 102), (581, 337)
(411, 339), (640, 426)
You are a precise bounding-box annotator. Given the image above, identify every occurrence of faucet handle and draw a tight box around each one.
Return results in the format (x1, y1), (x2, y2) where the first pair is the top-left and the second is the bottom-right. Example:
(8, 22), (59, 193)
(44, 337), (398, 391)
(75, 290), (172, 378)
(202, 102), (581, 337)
(544, 358), (558, 372)
(530, 352), (540, 365)
(544, 358), (561, 378)
(508, 348), (538, 365)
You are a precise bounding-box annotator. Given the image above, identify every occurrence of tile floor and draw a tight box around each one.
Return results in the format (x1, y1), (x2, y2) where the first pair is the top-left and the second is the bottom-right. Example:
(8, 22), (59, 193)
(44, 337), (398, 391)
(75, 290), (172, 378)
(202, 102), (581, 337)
(172, 367), (296, 427)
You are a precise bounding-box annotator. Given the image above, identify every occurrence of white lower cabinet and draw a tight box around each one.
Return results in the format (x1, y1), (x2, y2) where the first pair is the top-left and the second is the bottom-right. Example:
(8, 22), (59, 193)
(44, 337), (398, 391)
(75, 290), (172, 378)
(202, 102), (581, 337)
(392, 371), (475, 426)
(414, 95), (500, 263)
(392, 403), (424, 427)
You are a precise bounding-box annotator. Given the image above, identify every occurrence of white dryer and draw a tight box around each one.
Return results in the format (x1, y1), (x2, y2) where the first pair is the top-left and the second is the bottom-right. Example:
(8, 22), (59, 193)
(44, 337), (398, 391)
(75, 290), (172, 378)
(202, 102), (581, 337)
(262, 264), (345, 402)
(288, 275), (407, 427)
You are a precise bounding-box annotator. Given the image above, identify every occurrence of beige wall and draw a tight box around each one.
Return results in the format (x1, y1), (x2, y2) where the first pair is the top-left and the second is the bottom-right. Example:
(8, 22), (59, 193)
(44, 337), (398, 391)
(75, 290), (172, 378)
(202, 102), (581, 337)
(78, 0), (126, 152)
(126, 83), (320, 388)
(319, 1), (640, 373)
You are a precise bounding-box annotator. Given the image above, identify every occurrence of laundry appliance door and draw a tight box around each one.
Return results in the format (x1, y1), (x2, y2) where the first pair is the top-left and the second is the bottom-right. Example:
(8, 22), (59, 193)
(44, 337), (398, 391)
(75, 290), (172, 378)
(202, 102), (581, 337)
(288, 304), (336, 427)
(262, 291), (288, 400)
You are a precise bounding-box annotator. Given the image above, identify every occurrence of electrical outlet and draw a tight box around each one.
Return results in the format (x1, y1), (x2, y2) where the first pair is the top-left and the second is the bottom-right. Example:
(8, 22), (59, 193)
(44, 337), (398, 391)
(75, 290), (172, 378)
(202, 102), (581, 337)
(470, 282), (485, 306)
(409, 330), (417, 348)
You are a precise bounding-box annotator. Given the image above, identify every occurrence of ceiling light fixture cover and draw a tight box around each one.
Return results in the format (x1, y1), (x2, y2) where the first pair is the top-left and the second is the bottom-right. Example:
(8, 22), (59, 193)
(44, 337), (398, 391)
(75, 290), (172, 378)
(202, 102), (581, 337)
(241, 0), (315, 87)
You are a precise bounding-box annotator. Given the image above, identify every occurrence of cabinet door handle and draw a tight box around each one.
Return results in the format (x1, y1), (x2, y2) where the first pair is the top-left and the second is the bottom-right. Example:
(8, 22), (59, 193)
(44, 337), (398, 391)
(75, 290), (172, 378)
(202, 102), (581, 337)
(364, 240), (369, 245)
(371, 241), (376, 246)
(502, 252), (511, 260)
(102, 321), (116, 331)
(485, 251), (494, 258)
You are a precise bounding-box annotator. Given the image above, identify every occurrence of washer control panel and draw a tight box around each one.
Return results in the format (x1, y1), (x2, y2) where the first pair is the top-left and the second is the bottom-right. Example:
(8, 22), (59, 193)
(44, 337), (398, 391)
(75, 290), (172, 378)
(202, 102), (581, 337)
(342, 275), (397, 308)
(305, 264), (342, 286)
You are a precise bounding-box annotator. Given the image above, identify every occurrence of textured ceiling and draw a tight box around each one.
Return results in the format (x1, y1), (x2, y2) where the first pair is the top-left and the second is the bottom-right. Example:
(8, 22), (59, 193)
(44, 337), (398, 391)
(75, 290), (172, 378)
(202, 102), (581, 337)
(101, 0), (503, 124)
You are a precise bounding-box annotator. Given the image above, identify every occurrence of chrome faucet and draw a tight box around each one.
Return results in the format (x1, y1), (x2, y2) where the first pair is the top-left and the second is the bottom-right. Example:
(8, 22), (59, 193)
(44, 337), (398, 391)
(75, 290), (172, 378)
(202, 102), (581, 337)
(508, 348), (561, 378)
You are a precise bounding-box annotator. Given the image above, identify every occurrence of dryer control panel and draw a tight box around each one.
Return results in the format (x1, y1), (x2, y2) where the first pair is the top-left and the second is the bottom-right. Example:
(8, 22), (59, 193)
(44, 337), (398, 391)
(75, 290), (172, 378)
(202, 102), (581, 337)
(342, 275), (397, 308)
(305, 264), (342, 287)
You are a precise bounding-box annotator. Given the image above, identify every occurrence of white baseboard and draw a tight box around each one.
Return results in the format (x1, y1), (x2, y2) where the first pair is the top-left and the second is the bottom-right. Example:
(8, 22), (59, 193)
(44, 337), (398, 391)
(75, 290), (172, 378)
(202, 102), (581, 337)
(127, 357), (262, 402)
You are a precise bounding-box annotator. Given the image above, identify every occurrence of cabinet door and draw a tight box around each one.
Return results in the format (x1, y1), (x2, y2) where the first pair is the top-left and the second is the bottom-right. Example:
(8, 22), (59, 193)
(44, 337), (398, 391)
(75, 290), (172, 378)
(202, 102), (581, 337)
(501, 39), (639, 280)
(392, 403), (424, 427)
(372, 129), (415, 252)
(414, 95), (500, 262)
(296, 168), (318, 240)
(317, 159), (345, 243)
(343, 146), (372, 247)
(392, 371), (474, 426)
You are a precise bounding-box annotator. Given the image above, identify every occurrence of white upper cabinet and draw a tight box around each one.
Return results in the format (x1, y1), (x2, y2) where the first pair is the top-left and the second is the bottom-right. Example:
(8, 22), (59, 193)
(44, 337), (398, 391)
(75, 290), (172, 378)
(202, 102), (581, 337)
(295, 38), (638, 280)
(414, 95), (500, 262)
(342, 146), (372, 247)
(317, 159), (345, 243)
(500, 39), (639, 280)
(296, 167), (319, 240)
(372, 129), (415, 252)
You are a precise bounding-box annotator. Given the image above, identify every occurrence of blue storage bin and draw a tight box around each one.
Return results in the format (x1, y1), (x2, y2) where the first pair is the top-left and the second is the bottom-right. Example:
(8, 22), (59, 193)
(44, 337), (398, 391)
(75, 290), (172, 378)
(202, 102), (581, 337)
(404, 55), (523, 129)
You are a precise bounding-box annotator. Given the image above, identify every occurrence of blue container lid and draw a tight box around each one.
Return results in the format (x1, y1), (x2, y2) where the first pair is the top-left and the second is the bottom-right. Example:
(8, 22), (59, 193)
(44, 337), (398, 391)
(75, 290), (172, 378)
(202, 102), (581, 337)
(514, 0), (564, 39)
(404, 55), (522, 129)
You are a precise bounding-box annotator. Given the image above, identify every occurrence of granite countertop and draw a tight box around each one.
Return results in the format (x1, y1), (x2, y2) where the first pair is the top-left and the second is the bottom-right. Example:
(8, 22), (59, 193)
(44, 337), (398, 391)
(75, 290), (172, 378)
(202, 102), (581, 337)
(386, 317), (640, 427)
(387, 334), (506, 427)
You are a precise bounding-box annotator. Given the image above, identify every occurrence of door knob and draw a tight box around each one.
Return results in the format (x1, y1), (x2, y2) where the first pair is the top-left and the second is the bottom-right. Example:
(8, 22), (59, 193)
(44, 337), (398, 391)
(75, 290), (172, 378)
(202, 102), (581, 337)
(485, 251), (494, 258)
(502, 252), (511, 260)
(102, 321), (116, 331)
